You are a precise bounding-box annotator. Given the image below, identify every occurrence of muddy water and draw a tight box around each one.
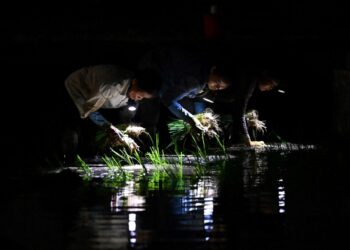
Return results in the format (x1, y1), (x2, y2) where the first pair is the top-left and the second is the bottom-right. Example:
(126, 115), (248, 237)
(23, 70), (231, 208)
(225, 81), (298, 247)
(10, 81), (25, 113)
(1, 146), (348, 250)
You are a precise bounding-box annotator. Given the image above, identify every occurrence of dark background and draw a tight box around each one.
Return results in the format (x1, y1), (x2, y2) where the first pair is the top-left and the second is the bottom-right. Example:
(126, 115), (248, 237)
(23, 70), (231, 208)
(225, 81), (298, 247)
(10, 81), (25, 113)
(2, 0), (349, 173)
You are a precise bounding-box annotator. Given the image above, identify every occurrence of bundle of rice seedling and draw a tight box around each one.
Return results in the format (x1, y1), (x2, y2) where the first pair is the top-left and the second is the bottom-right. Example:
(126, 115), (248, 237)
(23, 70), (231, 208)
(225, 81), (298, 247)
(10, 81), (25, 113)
(107, 127), (139, 151)
(195, 109), (221, 137)
(245, 109), (267, 134)
(124, 125), (148, 138)
(167, 119), (191, 142)
(167, 108), (221, 142)
(96, 124), (148, 152)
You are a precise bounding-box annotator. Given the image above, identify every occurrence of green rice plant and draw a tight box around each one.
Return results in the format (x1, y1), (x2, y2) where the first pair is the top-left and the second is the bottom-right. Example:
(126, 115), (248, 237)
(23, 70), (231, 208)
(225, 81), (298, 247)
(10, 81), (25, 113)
(143, 166), (184, 192)
(146, 148), (168, 166)
(190, 133), (209, 164)
(174, 141), (184, 178)
(102, 167), (132, 188)
(167, 119), (191, 150)
(132, 149), (148, 175)
(102, 174), (131, 188)
(167, 109), (222, 152)
(101, 154), (132, 188)
(75, 155), (92, 181)
(214, 134), (229, 160)
(147, 168), (164, 190)
(192, 163), (206, 181)
(146, 133), (168, 166)
(138, 135), (184, 192)
(110, 148), (135, 166)
(102, 154), (122, 169)
(169, 144), (185, 192)
(171, 137), (184, 170)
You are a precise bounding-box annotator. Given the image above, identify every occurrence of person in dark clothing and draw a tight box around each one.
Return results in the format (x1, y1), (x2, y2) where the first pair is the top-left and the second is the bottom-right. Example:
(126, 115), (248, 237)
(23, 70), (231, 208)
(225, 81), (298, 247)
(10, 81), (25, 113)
(216, 68), (279, 147)
(137, 47), (231, 134)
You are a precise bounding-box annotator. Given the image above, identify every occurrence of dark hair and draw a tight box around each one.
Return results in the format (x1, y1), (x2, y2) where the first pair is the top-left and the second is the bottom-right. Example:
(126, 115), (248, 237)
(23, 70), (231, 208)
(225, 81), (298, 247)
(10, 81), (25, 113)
(258, 70), (280, 87)
(134, 69), (162, 96)
(211, 63), (233, 84)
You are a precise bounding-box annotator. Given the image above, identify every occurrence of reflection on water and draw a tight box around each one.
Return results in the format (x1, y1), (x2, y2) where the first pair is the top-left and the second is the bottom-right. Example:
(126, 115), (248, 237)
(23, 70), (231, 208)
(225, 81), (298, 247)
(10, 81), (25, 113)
(278, 178), (286, 214)
(108, 176), (219, 248)
(4, 146), (346, 250)
(66, 150), (287, 249)
(110, 180), (146, 213)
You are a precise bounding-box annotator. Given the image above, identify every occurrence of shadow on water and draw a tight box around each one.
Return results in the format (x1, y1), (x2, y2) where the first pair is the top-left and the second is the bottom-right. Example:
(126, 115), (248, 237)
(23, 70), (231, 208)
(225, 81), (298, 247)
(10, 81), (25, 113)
(1, 144), (349, 250)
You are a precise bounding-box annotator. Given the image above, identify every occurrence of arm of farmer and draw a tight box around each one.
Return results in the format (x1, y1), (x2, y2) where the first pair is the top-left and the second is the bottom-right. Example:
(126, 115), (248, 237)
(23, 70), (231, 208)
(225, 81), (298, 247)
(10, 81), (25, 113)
(234, 80), (266, 147)
(163, 86), (207, 132)
(89, 112), (139, 151)
(108, 124), (139, 152)
(167, 101), (207, 132)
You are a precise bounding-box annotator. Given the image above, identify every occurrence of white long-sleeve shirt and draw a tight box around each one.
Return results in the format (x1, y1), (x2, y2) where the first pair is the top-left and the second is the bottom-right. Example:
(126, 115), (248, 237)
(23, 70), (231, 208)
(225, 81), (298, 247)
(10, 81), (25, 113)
(65, 65), (134, 119)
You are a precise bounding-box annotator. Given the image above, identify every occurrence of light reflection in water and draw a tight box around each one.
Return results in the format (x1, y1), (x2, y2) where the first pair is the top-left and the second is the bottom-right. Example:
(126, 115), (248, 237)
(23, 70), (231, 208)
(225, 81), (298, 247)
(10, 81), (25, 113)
(106, 153), (286, 247)
(241, 152), (286, 215)
(242, 152), (268, 189)
(129, 213), (137, 246)
(191, 178), (218, 241)
(181, 177), (217, 241)
(278, 178), (286, 213)
(110, 180), (146, 213)
(109, 176), (218, 245)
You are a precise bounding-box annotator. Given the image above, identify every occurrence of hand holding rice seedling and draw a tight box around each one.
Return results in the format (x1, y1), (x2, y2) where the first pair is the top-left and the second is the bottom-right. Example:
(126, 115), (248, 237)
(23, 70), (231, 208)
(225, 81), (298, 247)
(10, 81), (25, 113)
(245, 110), (267, 134)
(194, 109), (221, 137)
(106, 124), (142, 152)
(168, 108), (222, 142)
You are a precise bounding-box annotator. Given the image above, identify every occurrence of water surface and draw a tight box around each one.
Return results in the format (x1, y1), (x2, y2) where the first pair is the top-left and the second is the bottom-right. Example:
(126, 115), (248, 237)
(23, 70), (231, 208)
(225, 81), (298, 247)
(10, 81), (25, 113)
(1, 145), (348, 250)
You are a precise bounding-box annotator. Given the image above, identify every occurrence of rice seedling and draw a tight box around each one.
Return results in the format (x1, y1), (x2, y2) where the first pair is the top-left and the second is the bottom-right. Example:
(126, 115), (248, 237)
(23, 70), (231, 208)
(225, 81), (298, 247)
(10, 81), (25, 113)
(195, 109), (221, 138)
(193, 161), (206, 180)
(146, 133), (168, 166)
(102, 154), (122, 169)
(135, 134), (185, 192)
(190, 133), (209, 164)
(172, 138), (184, 176)
(167, 109), (222, 153)
(132, 149), (148, 175)
(143, 166), (185, 192)
(124, 125), (149, 138)
(110, 148), (135, 166)
(146, 168), (165, 190)
(245, 109), (267, 140)
(219, 109), (276, 143)
(75, 155), (92, 181)
(95, 124), (148, 152)
(101, 155), (132, 188)
(168, 119), (191, 144)
(213, 134), (230, 160)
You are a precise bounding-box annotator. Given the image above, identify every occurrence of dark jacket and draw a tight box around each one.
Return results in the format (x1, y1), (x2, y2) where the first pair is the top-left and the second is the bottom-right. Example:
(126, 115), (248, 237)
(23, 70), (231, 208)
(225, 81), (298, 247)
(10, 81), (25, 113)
(215, 67), (261, 144)
(138, 47), (211, 123)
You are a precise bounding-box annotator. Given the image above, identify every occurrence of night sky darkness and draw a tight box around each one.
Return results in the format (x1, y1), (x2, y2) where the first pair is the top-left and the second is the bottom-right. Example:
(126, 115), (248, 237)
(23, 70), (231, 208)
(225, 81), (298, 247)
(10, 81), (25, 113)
(2, 0), (350, 169)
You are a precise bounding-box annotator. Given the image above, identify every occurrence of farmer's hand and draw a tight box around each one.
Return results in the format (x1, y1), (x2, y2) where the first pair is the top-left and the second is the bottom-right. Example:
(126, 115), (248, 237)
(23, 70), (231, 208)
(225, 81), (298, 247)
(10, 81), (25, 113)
(108, 124), (139, 152)
(108, 124), (124, 138)
(242, 136), (266, 147)
(192, 117), (208, 133)
(249, 140), (266, 147)
(120, 135), (139, 152)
